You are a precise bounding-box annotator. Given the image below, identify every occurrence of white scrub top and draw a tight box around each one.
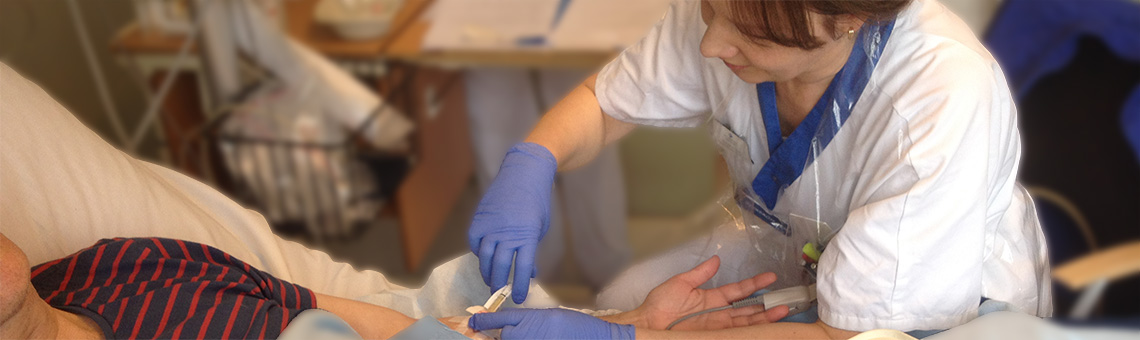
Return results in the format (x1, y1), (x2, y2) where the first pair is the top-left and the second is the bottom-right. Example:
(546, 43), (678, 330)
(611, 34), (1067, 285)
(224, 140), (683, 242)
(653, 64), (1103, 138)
(595, 0), (1052, 332)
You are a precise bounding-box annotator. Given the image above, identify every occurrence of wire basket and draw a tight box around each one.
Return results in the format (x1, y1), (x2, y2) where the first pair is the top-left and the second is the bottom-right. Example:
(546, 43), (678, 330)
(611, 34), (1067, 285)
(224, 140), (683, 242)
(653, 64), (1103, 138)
(190, 75), (414, 244)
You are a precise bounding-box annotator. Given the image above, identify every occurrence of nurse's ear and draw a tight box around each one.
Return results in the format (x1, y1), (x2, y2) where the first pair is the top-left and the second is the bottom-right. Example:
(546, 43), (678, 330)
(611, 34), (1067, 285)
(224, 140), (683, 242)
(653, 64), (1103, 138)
(831, 14), (867, 39)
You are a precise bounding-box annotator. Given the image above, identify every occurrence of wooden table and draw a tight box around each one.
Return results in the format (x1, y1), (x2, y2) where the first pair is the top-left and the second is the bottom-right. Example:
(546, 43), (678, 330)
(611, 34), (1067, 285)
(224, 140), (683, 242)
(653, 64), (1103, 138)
(110, 0), (473, 272)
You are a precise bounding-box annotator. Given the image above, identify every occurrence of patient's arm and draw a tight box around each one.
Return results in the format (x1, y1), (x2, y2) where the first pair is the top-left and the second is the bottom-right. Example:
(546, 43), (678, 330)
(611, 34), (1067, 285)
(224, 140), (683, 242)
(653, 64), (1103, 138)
(315, 293), (415, 338)
(316, 293), (479, 339)
(633, 320), (861, 340)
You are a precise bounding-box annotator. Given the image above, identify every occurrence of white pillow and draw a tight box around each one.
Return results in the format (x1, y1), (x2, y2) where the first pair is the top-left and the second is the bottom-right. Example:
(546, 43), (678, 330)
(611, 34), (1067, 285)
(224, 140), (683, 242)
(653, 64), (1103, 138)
(0, 62), (405, 298)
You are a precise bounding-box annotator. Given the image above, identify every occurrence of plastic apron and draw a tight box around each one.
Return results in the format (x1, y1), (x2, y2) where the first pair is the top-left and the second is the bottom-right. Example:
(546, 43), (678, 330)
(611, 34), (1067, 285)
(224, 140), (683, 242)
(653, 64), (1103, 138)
(708, 21), (895, 292)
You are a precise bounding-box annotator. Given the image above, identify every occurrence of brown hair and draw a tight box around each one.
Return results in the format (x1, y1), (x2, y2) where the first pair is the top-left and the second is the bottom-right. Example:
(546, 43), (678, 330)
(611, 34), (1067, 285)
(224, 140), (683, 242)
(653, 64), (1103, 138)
(728, 0), (910, 50)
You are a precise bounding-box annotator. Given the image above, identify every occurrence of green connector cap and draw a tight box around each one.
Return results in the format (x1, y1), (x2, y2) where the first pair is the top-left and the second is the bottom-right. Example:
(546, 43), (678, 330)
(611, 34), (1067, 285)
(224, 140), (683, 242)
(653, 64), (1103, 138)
(802, 243), (821, 262)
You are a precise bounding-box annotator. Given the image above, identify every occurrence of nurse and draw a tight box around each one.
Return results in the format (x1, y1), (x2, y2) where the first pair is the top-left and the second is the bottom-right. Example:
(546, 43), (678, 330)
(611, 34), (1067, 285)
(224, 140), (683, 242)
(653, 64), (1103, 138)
(467, 0), (1052, 337)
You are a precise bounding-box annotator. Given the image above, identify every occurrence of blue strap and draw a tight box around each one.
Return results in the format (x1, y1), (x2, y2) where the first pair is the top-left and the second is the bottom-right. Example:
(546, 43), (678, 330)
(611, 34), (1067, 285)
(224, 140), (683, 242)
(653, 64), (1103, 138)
(751, 21), (896, 209)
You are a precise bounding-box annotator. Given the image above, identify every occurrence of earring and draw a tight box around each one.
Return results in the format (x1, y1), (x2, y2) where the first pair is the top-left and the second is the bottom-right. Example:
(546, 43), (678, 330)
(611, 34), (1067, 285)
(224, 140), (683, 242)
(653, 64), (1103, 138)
(848, 28), (856, 36)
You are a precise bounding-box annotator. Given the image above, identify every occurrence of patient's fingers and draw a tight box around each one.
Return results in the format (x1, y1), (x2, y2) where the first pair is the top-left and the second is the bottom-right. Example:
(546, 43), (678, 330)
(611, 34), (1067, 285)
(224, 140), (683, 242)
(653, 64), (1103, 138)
(670, 256), (721, 288)
(676, 302), (767, 329)
(726, 303), (766, 318)
(478, 238), (498, 287)
(750, 305), (789, 324)
(710, 304), (789, 329)
(443, 316), (487, 339)
(730, 314), (760, 328)
(682, 305), (770, 330)
(511, 245), (535, 304)
(713, 272), (778, 302)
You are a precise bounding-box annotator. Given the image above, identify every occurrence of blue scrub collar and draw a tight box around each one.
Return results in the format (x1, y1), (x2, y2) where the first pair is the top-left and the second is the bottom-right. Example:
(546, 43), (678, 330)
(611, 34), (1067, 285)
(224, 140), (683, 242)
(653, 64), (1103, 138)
(751, 20), (896, 210)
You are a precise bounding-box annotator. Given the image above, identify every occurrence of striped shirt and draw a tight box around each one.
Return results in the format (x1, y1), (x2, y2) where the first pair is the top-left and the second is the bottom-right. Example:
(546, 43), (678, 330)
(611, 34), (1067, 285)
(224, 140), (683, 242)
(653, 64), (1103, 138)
(30, 238), (317, 339)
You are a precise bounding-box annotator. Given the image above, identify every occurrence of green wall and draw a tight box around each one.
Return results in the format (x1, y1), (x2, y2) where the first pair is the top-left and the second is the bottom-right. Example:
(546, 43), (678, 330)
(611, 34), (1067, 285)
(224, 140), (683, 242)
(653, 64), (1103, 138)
(620, 126), (718, 217)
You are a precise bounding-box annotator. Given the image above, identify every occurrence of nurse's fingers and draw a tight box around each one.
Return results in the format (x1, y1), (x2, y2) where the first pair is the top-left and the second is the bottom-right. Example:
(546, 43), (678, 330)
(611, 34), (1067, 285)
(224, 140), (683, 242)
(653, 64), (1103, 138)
(467, 230), (483, 253)
(490, 245), (517, 291)
(511, 245), (535, 304)
(712, 272), (778, 302)
(468, 309), (526, 330)
(478, 238), (498, 287)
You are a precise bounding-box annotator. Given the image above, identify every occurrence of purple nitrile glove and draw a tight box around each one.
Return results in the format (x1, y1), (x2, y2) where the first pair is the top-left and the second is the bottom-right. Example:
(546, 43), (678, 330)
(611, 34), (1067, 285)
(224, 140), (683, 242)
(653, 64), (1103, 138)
(467, 142), (557, 304)
(469, 308), (636, 340)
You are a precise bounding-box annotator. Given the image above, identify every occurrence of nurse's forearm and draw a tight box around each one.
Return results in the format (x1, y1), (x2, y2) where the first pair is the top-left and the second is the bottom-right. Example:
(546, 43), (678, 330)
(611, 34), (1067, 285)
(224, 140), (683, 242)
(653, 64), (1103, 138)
(631, 320), (860, 340)
(525, 73), (636, 171)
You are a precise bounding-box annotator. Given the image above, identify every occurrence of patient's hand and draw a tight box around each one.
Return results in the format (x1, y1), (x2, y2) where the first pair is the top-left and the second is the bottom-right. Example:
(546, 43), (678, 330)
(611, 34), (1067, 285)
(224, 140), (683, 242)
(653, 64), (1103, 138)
(631, 256), (789, 331)
(440, 316), (490, 339)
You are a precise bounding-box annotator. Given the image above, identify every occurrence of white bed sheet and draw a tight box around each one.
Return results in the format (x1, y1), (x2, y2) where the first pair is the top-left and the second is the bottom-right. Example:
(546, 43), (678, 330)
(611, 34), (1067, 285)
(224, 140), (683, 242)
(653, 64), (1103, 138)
(0, 62), (402, 300)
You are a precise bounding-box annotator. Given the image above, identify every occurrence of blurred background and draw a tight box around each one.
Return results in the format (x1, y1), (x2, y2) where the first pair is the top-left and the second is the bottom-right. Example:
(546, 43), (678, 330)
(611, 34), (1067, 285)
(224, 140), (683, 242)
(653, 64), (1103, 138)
(0, 0), (1136, 319)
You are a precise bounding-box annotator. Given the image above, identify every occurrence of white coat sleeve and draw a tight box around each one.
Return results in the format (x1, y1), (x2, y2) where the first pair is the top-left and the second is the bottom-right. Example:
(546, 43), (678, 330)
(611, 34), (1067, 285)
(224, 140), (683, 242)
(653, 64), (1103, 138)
(815, 51), (1014, 332)
(594, 0), (711, 128)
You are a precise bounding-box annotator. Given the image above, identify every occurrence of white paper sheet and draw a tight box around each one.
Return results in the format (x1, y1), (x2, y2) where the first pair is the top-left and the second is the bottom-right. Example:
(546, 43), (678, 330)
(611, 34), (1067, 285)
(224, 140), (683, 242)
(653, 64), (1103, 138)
(546, 0), (671, 50)
(422, 0), (669, 51)
(421, 0), (560, 50)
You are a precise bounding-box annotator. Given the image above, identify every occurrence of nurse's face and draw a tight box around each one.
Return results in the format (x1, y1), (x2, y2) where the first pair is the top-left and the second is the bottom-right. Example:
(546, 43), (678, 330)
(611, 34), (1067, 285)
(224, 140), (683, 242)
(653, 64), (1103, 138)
(699, 1), (855, 84)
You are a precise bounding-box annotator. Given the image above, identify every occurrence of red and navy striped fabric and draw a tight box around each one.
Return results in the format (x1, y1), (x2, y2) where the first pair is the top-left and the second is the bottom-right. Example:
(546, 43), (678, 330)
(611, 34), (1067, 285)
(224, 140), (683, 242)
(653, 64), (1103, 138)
(30, 238), (317, 339)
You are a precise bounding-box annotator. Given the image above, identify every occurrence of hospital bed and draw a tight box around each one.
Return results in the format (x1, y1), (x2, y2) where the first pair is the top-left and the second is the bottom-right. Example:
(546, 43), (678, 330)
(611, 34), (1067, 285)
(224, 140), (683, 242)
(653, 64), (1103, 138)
(1, 60), (394, 300)
(3, 61), (1137, 338)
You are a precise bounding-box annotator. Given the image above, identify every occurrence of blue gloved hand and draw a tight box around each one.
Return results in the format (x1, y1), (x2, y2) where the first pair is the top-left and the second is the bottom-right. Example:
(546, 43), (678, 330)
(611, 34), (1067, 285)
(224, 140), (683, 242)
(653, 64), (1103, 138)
(468, 308), (636, 340)
(468, 142), (558, 303)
